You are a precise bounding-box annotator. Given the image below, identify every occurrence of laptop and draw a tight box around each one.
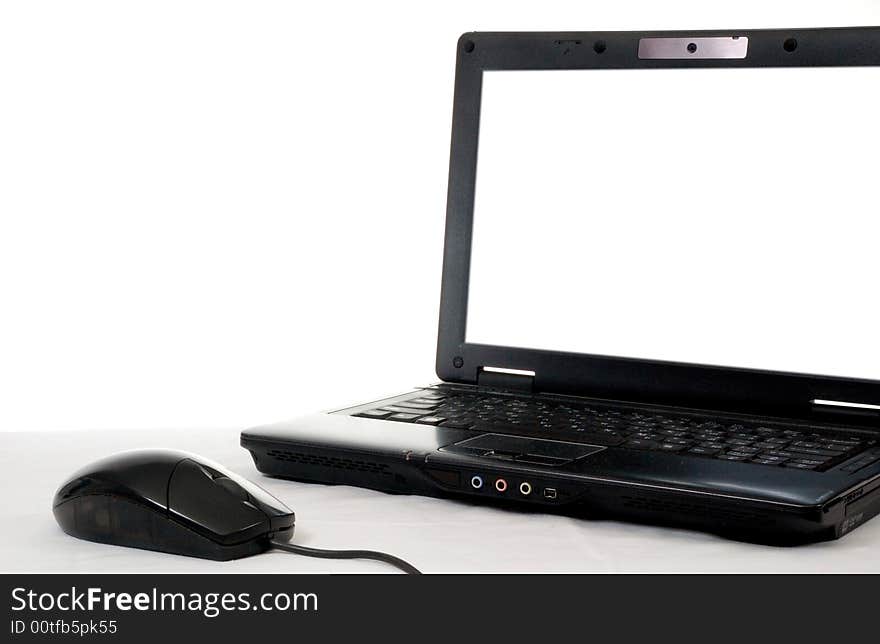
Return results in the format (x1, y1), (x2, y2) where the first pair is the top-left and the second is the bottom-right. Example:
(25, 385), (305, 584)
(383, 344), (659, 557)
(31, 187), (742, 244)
(242, 28), (880, 544)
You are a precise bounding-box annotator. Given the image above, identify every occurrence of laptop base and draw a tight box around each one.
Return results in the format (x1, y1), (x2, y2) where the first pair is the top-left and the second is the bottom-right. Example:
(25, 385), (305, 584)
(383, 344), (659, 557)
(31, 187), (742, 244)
(243, 433), (870, 546)
(241, 386), (880, 546)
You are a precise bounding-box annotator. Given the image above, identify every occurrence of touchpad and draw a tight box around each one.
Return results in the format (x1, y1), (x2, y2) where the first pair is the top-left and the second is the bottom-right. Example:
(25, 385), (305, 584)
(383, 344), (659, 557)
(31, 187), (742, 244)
(440, 434), (604, 466)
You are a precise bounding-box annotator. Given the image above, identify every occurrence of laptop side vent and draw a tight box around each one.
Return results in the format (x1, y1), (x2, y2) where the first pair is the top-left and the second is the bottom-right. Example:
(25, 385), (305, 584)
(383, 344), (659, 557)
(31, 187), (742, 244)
(266, 449), (392, 476)
(620, 494), (774, 525)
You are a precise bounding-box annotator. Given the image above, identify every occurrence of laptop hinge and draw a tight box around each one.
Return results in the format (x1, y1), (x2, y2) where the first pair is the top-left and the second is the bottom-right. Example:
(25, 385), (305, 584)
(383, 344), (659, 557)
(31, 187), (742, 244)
(477, 367), (535, 392)
(811, 399), (880, 424)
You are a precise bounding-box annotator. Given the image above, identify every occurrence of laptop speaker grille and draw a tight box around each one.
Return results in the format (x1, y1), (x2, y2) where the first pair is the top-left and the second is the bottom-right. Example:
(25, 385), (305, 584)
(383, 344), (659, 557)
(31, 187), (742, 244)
(266, 449), (391, 476)
(620, 494), (774, 525)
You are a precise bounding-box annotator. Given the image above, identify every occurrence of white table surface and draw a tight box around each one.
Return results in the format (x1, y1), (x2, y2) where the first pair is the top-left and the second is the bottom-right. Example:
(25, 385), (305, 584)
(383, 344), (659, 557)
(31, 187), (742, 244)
(2, 427), (878, 573)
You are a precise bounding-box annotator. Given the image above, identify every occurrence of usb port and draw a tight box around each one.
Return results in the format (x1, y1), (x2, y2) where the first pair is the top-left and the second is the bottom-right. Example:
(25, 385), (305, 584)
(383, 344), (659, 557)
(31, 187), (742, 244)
(543, 488), (557, 500)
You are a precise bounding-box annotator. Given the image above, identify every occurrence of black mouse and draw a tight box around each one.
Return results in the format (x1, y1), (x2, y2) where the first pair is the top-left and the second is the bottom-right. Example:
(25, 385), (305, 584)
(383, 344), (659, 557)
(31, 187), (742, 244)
(53, 449), (296, 561)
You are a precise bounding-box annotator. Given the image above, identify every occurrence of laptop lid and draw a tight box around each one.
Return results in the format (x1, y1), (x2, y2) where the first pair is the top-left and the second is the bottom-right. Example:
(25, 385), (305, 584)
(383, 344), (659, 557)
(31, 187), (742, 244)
(436, 28), (880, 425)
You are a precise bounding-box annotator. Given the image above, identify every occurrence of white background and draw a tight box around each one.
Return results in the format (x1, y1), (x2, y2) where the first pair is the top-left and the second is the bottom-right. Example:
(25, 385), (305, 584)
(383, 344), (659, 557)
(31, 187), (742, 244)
(3, 1), (880, 433)
(3, 1), (880, 573)
(468, 68), (880, 381)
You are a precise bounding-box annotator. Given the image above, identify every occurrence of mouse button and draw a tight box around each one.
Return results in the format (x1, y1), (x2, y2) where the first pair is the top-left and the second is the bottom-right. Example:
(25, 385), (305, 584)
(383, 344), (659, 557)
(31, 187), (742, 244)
(206, 474), (293, 524)
(236, 481), (292, 519)
(197, 465), (292, 518)
(54, 450), (186, 509)
(173, 455), (293, 518)
(190, 462), (225, 480)
(168, 460), (268, 543)
(212, 476), (294, 526)
(213, 477), (250, 500)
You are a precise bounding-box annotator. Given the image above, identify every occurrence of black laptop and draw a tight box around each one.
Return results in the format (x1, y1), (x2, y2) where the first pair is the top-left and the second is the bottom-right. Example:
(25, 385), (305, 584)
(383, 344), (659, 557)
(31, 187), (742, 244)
(242, 28), (880, 544)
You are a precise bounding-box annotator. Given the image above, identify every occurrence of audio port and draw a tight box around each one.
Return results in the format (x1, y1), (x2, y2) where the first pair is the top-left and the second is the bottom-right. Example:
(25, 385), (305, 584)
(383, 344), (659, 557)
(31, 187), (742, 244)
(494, 478), (508, 493)
(519, 482), (532, 496)
(470, 475), (483, 490)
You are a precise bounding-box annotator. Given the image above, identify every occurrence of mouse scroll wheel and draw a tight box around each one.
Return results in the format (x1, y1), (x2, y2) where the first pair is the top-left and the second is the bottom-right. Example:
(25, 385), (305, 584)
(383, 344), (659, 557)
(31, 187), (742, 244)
(213, 477), (251, 501)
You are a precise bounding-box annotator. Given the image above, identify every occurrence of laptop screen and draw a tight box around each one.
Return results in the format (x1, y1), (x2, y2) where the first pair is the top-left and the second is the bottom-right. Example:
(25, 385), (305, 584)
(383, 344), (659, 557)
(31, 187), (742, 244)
(466, 67), (880, 381)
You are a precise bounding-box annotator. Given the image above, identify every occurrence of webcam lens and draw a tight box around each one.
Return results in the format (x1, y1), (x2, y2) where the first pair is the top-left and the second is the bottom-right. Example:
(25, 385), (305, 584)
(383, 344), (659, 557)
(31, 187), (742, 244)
(687, 42), (698, 54)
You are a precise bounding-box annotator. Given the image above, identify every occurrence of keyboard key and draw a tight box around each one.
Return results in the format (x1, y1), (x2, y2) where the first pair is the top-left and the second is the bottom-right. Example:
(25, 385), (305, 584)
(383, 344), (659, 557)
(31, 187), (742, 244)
(757, 454), (790, 462)
(752, 458), (785, 466)
(818, 444), (849, 453)
(792, 441), (827, 450)
(395, 401), (439, 410)
(727, 445), (760, 454)
(355, 409), (392, 419)
(625, 439), (660, 450)
(825, 438), (862, 446)
(762, 449), (796, 459)
(791, 458), (826, 466)
(788, 447), (844, 458)
(725, 450), (757, 458)
(754, 441), (787, 450)
(415, 416), (446, 425)
(387, 413), (423, 422)
(380, 405), (425, 414)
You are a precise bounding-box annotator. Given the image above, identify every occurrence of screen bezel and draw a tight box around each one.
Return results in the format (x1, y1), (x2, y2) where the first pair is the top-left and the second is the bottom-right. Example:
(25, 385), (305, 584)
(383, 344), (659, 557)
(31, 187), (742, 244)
(435, 28), (880, 421)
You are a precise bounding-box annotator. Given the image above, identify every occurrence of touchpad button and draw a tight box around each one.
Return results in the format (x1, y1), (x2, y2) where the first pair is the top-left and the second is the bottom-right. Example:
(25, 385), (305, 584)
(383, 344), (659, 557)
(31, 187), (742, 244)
(441, 433), (604, 466)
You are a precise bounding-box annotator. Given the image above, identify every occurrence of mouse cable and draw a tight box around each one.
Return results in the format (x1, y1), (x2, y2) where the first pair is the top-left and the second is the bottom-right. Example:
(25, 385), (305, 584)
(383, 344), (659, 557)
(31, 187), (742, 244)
(270, 540), (422, 575)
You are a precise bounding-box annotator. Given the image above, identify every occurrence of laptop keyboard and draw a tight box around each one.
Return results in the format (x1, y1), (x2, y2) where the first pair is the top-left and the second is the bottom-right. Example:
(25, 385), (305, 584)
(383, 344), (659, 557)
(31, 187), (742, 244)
(352, 389), (877, 471)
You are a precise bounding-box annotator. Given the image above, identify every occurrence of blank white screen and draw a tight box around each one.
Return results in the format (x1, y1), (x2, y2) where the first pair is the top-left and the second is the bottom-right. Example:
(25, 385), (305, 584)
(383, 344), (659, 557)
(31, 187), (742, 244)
(466, 68), (880, 380)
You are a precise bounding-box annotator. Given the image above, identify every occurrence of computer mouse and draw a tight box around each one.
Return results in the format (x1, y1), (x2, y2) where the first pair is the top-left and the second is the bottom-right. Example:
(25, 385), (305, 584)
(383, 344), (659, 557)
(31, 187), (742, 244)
(53, 449), (296, 561)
